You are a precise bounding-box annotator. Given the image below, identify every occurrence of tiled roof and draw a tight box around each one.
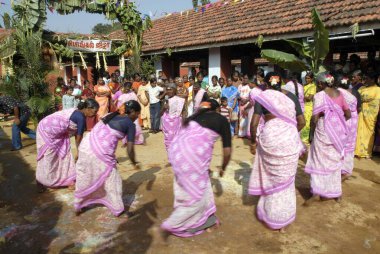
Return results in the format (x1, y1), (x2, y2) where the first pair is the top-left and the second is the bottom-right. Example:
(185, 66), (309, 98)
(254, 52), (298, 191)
(136, 0), (380, 53)
(0, 28), (14, 42)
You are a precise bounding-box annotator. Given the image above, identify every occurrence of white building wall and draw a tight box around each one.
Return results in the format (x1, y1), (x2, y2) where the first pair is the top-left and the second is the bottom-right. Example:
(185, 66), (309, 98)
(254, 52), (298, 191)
(208, 47), (221, 84)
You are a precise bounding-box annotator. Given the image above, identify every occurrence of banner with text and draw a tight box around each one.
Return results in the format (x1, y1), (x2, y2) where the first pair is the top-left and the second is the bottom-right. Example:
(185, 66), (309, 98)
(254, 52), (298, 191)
(67, 39), (112, 52)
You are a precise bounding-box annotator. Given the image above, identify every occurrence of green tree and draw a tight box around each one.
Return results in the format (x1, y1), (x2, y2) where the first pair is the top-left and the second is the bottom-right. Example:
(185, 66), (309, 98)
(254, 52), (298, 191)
(260, 8), (329, 75)
(2, 13), (11, 29)
(92, 22), (122, 35)
(192, 0), (211, 8)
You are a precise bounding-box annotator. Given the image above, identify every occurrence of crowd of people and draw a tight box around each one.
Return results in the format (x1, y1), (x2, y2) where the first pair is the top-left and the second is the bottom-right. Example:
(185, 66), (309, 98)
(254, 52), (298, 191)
(0, 52), (380, 242)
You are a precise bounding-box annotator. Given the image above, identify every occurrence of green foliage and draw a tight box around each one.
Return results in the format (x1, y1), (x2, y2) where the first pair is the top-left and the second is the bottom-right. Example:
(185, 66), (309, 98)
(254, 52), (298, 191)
(2, 0), (149, 122)
(52, 43), (75, 58)
(12, 0), (46, 32)
(2, 1), (53, 123)
(192, 0), (210, 7)
(260, 8), (329, 75)
(350, 23), (360, 40)
(0, 76), (19, 99)
(92, 22), (122, 35)
(2, 13), (11, 29)
(261, 50), (308, 73)
(200, 0), (211, 5)
(254, 35), (264, 49)
(166, 48), (172, 57)
(125, 56), (159, 79)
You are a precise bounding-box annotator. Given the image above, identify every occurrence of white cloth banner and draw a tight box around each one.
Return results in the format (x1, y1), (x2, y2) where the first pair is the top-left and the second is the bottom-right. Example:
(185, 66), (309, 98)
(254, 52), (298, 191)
(67, 39), (112, 52)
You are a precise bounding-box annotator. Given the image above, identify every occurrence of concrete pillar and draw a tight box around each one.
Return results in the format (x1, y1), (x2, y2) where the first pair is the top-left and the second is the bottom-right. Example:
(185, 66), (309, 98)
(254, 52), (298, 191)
(77, 66), (81, 86)
(64, 67), (70, 85)
(208, 47), (221, 84)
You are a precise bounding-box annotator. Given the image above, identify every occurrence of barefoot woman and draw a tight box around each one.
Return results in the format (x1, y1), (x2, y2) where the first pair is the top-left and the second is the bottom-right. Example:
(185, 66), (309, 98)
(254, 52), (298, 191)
(36, 99), (99, 192)
(161, 83), (186, 151)
(305, 73), (351, 203)
(156, 99), (231, 239)
(249, 73), (305, 231)
(74, 100), (141, 216)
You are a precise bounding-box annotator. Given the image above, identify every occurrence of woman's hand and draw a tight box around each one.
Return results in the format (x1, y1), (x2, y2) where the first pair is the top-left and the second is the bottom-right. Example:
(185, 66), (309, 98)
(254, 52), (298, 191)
(13, 118), (21, 126)
(250, 143), (257, 155)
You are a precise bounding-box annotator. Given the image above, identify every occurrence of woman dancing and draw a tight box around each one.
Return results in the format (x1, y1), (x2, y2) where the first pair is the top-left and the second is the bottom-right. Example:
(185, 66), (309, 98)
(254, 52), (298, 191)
(152, 99), (231, 242)
(36, 99), (99, 192)
(74, 100), (141, 216)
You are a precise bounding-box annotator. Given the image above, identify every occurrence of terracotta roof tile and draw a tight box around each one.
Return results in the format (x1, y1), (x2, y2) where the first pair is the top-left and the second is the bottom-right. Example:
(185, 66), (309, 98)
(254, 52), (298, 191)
(132, 0), (380, 53)
(0, 28), (14, 42)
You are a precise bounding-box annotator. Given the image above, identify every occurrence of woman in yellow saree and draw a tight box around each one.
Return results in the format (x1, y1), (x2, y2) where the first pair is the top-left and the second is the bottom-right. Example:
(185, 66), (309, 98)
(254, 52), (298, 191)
(301, 72), (317, 143)
(355, 73), (380, 158)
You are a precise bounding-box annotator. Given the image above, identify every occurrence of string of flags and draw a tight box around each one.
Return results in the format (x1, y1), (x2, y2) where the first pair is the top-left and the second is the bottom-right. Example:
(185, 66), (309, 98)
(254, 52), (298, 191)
(15, 0), (246, 20)
(153, 0), (246, 19)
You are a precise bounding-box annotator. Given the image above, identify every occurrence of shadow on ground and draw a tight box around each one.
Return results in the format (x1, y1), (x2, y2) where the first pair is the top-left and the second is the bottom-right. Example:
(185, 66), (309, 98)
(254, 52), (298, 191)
(0, 129), (61, 253)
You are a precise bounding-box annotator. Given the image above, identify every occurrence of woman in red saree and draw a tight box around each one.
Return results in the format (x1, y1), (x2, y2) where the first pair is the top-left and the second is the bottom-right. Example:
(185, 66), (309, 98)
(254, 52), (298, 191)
(81, 80), (97, 131)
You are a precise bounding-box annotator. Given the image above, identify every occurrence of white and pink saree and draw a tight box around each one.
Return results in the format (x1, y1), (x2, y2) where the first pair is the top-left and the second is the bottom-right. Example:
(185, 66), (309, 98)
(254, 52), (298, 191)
(248, 90), (304, 230)
(36, 109), (77, 187)
(74, 121), (127, 216)
(305, 91), (348, 198)
(162, 96), (185, 150)
(161, 121), (219, 237)
(338, 88), (358, 176)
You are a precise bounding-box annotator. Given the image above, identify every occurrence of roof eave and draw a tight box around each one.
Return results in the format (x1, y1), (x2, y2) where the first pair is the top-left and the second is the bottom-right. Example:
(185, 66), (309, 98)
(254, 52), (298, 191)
(142, 22), (380, 56)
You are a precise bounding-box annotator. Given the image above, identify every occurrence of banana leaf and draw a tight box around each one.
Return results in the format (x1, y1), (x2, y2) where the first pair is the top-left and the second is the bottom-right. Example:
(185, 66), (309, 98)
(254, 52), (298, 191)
(285, 39), (311, 58)
(261, 49), (308, 72)
(311, 8), (329, 61)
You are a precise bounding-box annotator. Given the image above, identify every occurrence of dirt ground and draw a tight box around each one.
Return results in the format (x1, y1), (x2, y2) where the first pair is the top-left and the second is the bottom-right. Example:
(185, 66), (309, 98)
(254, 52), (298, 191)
(0, 121), (380, 254)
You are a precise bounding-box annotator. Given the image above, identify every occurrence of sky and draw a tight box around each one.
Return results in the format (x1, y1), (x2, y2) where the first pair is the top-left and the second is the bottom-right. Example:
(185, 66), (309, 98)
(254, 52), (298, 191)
(0, 0), (218, 34)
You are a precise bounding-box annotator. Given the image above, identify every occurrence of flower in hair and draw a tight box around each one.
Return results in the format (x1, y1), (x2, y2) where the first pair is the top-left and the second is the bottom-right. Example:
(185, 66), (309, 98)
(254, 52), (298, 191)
(200, 101), (211, 109)
(325, 74), (334, 85)
(269, 76), (280, 86)
(341, 78), (349, 85)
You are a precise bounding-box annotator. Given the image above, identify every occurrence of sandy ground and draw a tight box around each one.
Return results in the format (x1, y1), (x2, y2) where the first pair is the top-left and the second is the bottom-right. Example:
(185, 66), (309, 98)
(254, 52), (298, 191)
(0, 121), (380, 254)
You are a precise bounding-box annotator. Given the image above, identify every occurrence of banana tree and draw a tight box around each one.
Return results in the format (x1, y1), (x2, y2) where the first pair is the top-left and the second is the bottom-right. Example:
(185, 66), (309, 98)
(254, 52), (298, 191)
(261, 8), (329, 75)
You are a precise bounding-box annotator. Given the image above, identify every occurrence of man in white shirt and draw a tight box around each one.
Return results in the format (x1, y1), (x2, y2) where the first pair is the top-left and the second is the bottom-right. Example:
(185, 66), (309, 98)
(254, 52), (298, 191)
(146, 78), (165, 133)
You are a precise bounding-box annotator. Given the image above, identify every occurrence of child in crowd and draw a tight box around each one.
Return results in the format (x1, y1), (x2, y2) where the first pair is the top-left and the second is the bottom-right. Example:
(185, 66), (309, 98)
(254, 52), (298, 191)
(220, 97), (232, 123)
(62, 87), (79, 110)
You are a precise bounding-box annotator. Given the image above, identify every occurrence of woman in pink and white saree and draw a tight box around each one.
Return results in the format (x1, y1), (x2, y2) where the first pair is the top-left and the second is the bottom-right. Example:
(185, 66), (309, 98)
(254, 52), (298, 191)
(74, 100), (141, 216)
(249, 73), (305, 231)
(114, 82), (144, 145)
(161, 85), (186, 151)
(338, 77), (359, 177)
(36, 99), (99, 192)
(154, 100), (231, 241)
(305, 74), (350, 203)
